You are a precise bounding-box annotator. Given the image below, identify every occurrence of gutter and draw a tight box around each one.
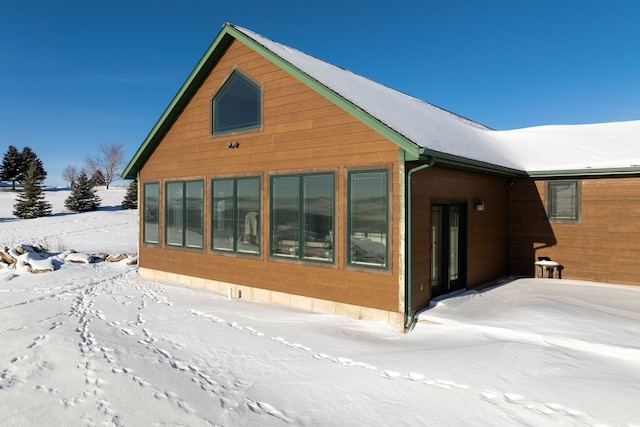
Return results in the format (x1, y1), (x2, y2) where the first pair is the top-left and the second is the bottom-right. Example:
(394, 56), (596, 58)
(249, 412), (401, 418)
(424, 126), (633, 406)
(405, 154), (436, 332)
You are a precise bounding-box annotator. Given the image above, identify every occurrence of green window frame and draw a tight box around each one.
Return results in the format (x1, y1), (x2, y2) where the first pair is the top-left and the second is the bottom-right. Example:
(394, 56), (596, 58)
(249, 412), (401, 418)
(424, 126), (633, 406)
(547, 180), (579, 221)
(165, 180), (204, 249)
(143, 182), (159, 244)
(211, 177), (261, 254)
(347, 170), (389, 268)
(211, 70), (262, 135)
(270, 173), (334, 262)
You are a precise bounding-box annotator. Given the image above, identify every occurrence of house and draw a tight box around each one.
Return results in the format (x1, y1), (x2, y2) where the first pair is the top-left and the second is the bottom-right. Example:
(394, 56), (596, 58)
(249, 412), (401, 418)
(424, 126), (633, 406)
(123, 23), (640, 331)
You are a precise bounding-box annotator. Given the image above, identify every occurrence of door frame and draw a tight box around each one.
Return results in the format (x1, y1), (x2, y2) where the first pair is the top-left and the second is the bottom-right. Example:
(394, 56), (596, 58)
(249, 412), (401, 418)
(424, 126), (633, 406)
(430, 199), (468, 298)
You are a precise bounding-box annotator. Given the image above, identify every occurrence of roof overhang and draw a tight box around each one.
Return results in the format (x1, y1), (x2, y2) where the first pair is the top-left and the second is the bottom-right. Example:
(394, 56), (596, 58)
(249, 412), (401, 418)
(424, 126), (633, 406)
(527, 166), (640, 178)
(417, 148), (527, 177)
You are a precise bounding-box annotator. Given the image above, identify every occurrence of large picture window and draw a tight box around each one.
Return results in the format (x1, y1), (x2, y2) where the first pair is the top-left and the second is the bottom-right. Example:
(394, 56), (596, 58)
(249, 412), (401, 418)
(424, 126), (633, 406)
(165, 180), (204, 249)
(348, 170), (388, 268)
(143, 182), (159, 244)
(547, 180), (579, 221)
(211, 70), (261, 134)
(271, 174), (334, 262)
(212, 177), (260, 254)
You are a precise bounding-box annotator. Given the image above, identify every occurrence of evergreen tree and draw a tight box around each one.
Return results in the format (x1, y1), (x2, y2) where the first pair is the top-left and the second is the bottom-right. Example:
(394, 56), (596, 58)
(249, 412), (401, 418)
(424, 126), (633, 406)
(20, 147), (47, 183)
(65, 170), (102, 212)
(0, 146), (47, 190)
(1, 145), (23, 190)
(121, 180), (138, 209)
(90, 169), (106, 187)
(13, 161), (52, 219)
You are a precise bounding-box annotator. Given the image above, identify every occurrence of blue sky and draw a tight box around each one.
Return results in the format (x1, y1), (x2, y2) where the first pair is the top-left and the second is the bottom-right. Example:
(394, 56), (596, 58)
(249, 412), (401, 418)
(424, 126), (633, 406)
(2, 0), (639, 186)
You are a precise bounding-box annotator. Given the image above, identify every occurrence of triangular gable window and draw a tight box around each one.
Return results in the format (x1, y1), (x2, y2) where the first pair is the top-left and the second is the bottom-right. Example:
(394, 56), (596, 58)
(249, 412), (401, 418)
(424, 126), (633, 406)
(211, 70), (261, 134)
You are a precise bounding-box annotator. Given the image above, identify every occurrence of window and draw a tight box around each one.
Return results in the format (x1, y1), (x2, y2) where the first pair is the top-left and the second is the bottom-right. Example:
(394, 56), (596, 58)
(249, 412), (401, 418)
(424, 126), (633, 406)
(165, 180), (204, 248)
(547, 180), (579, 221)
(212, 70), (261, 134)
(143, 182), (159, 244)
(212, 177), (261, 254)
(348, 170), (388, 268)
(271, 174), (334, 262)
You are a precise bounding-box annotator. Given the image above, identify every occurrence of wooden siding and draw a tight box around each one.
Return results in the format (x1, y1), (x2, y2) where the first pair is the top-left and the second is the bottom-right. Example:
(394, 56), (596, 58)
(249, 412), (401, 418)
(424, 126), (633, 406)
(138, 40), (402, 313)
(409, 165), (510, 310)
(511, 177), (640, 286)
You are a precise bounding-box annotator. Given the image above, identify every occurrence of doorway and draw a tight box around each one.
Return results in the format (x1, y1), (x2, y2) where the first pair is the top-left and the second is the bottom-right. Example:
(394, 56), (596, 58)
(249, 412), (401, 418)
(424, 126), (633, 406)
(430, 201), (467, 298)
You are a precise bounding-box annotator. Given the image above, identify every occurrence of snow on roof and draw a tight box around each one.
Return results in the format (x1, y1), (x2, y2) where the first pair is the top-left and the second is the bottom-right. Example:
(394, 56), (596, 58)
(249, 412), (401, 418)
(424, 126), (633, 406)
(494, 120), (640, 172)
(234, 25), (640, 175)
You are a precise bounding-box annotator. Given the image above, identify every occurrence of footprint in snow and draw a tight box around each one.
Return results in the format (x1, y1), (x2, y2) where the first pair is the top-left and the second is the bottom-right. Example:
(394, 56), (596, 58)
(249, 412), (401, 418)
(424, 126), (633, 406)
(35, 384), (58, 394)
(481, 390), (587, 419)
(10, 355), (27, 363)
(26, 335), (47, 349)
(49, 321), (64, 330)
(379, 370), (402, 380)
(246, 399), (294, 423)
(424, 379), (469, 389)
(404, 373), (425, 381)
(155, 348), (171, 359)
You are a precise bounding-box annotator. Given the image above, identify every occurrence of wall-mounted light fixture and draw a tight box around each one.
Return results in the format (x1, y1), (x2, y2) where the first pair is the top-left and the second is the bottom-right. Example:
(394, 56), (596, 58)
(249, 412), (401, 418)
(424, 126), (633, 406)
(227, 141), (240, 149)
(474, 197), (485, 212)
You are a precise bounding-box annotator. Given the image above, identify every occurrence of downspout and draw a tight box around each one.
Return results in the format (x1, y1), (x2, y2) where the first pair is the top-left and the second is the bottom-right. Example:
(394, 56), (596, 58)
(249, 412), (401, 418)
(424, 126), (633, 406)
(405, 154), (436, 332)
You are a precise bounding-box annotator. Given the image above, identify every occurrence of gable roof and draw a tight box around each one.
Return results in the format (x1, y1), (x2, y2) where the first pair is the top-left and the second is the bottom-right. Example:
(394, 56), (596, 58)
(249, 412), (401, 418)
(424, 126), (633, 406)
(123, 23), (640, 180)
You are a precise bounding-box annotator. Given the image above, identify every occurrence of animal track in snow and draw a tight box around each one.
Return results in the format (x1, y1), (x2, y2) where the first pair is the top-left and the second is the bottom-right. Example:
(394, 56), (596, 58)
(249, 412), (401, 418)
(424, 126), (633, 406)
(10, 355), (27, 363)
(481, 389), (588, 420)
(379, 370), (402, 379)
(35, 384), (59, 394)
(270, 336), (311, 351)
(424, 379), (469, 389)
(49, 321), (64, 330)
(246, 398), (294, 423)
(26, 334), (47, 349)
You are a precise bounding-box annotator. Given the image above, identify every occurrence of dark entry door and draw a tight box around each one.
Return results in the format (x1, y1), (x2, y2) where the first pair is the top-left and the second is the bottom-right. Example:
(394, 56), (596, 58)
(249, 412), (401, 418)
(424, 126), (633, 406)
(430, 202), (467, 298)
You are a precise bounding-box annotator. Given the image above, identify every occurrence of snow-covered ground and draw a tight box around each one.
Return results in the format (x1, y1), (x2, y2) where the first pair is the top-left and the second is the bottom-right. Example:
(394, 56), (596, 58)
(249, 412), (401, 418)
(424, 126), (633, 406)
(1, 188), (639, 426)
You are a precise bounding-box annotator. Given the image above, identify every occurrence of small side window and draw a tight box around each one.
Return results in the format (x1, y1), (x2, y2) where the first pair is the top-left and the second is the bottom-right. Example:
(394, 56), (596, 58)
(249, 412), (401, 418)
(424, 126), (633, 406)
(547, 181), (579, 221)
(143, 182), (159, 244)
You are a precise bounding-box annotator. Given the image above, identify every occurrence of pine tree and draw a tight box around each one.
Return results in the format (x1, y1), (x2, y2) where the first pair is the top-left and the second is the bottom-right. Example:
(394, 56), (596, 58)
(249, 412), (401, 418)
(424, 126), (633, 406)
(121, 180), (138, 209)
(1, 145), (23, 190)
(20, 147), (47, 183)
(13, 161), (52, 219)
(65, 170), (102, 212)
(1, 146), (47, 190)
(90, 169), (106, 187)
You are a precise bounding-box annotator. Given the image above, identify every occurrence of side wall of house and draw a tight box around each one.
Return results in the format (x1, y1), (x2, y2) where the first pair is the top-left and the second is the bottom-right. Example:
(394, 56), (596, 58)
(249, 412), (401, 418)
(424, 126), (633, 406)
(410, 165), (511, 310)
(511, 176), (640, 285)
(137, 40), (405, 324)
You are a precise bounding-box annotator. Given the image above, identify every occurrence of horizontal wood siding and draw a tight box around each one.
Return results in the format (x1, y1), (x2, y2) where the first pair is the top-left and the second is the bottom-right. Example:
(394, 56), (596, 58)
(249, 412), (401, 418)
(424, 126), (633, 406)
(138, 40), (402, 312)
(511, 177), (640, 285)
(410, 166), (510, 310)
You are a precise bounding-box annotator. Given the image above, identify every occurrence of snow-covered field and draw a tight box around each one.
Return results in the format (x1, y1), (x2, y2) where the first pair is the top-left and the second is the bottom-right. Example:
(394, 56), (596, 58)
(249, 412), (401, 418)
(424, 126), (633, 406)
(1, 188), (639, 426)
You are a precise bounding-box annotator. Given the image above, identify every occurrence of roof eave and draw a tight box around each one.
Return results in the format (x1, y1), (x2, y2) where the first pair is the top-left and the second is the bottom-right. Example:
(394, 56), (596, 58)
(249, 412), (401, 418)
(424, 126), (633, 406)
(527, 166), (640, 178)
(418, 148), (526, 177)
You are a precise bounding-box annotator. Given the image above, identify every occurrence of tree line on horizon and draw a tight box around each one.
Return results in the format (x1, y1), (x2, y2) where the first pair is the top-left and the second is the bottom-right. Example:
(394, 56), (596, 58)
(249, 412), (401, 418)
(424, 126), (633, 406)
(0, 142), (137, 219)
